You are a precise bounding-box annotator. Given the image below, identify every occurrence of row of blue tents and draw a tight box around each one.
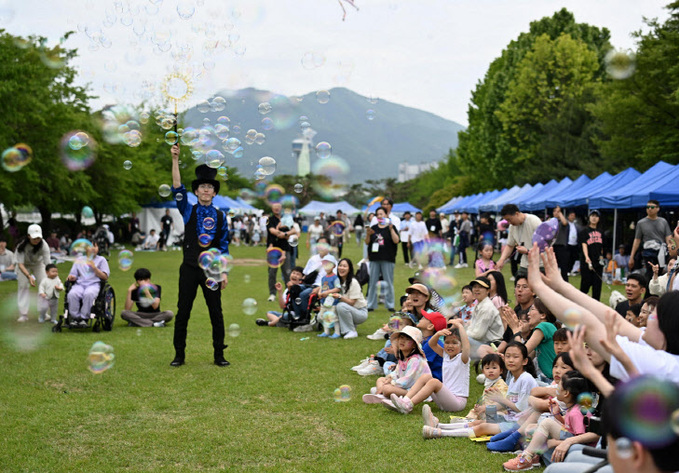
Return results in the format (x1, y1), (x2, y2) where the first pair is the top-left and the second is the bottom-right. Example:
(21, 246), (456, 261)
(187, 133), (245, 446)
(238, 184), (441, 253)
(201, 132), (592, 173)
(145, 192), (259, 213)
(437, 161), (679, 215)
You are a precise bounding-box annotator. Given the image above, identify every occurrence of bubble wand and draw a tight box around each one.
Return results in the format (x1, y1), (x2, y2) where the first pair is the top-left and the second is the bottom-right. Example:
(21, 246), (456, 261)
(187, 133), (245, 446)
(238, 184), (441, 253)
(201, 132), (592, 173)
(161, 71), (193, 144)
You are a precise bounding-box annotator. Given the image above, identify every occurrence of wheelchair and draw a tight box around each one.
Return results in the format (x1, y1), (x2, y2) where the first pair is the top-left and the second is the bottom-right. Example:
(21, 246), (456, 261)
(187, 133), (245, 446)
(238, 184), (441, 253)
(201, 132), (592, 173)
(52, 279), (116, 332)
(281, 285), (322, 331)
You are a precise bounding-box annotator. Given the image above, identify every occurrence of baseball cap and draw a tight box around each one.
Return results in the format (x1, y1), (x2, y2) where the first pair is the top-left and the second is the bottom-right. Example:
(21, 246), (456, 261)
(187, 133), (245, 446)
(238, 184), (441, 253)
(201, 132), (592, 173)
(422, 311), (446, 332)
(470, 276), (491, 289)
(589, 209), (601, 217)
(321, 254), (337, 267)
(27, 224), (43, 239)
(406, 283), (430, 299)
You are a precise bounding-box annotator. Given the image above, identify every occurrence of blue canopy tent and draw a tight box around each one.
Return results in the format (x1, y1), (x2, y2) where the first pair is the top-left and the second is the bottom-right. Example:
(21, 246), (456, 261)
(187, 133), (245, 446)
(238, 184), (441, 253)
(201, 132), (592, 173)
(437, 196), (464, 214)
(465, 190), (503, 214)
(453, 192), (487, 214)
(524, 175), (591, 211)
(440, 193), (481, 214)
(516, 180), (560, 210)
(479, 184), (533, 213)
(556, 169), (641, 209)
(650, 168), (679, 206)
(392, 202), (422, 214)
(299, 200), (361, 216)
(589, 161), (674, 209)
(546, 172), (612, 209)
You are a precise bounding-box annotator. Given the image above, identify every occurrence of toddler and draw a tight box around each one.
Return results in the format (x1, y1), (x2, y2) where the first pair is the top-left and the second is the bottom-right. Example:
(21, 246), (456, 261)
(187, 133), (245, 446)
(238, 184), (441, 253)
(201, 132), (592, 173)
(316, 255), (341, 338)
(466, 353), (508, 421)
(38, 263), (63, 324)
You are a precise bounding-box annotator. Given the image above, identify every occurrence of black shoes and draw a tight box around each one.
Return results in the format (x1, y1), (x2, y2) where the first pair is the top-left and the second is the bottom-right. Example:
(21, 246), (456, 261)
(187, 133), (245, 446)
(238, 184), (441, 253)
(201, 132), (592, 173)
(255, 318), (268, 326)
(214, 356), (230, 367)
(170, 356), (185, 367)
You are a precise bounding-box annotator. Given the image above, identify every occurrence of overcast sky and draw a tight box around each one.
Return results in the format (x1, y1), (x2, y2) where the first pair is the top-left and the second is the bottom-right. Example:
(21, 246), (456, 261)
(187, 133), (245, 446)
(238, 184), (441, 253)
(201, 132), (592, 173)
(1, 0), (670, 125)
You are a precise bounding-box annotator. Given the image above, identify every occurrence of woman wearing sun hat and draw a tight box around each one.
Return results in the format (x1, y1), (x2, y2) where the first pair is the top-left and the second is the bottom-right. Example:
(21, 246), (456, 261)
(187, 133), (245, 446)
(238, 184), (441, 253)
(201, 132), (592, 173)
(466, 276), (504, 356)
(15, 224), (51, 322)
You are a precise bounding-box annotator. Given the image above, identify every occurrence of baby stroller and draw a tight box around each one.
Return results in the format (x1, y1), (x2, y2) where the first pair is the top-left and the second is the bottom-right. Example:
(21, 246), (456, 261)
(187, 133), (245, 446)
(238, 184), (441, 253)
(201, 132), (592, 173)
(282, 285), (321, 331)
(52, 279), (116, 333)
(93, 227), (110, 257)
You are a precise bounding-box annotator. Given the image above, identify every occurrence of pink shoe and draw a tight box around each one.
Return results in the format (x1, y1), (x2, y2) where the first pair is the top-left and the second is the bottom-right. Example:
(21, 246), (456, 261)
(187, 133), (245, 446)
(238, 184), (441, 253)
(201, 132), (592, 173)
(390, 394), (413, 414)
(362, 393), (386, 404)
(503, 453), (538, 471)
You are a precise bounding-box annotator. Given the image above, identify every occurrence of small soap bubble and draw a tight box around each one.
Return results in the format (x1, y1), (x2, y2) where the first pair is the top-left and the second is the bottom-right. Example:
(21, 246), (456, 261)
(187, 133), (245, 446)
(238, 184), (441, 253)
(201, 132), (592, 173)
(264, 184), (285, 205)
(176, 193), (184, 201)
(118, 249), (134, 271)
(198, 233), (213, 247)
(294, 297), (302, 305)
(254, 132), (266, 145)
(138, 283), (159, 308)
(316, 90), (330, 104)
(258, 156), (276, 175)
(315, 141), (332, 159)
(123, 160), (132, 170)
(330, 220), (345, 237)
(266, 247), (284, 268)
(244, 274), (251, 284)
(1, 147), (25, 172)
(136, 328), (142, 336)
(60, 131), (97, 171)
(228, 323), (241, 337)
(206, 149), (225, 168)
(211, 96), (226, 112)
(577, 392), (594, 414)
(81, 206), (94, 219)
(176, 0), (196, 19)
(288, 235), (299, 248)
(205, 277), (220, 291)
(294, 183), (304, 194)
(261, 117), (274, 131)
(388, 315), (402, 331)
(70, 238), (93, 257)
(311, 156), (350, 200)
(88, 341), (115, 374)
(563, 308), (582, 329)
(671, 409), (679, 435)
(198, 250), (215, 270)
(203, 217), (215, 231)
(605, 49), (636, 80)
(258, 102), (272, 115)
(242, 297), (258, 316)
(366, 109), (376, 121)
(225, 137), (241, 152)
(165, 131), (179, 145)
(158, 184), (172, 198)
(333, 385), (352, 402)
(197, 100), (211, 113)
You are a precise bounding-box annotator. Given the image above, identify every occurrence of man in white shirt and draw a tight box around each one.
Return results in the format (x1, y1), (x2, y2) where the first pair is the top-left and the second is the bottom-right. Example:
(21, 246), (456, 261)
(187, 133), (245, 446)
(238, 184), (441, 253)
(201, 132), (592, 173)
(496, 204), (542, 277)
(409, 211), (428, 270)
(369, 197), (401, 230)
(143, 229), (160, 250)
(399, 212), (412, 266)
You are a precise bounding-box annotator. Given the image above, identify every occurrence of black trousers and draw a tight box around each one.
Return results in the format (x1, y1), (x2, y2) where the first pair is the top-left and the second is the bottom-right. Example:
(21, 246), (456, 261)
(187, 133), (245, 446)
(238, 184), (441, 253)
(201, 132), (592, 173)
(553, 245), (570, 282)
(580, 261), (603, 301)
(173, 263), (225, 358)
(268, 261), (291, 295)
(401, 241), (411, 264)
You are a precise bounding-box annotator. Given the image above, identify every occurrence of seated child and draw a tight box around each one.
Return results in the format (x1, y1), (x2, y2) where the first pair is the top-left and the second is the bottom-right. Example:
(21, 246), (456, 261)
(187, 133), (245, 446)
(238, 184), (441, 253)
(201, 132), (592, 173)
(502, 370), (591, 471)
(120, 268), (174, 327)
(354, 311), (416, 376)
(362, 326), (431, 406)
(552, 327), (571, 355)
(389, 319), (470, 414)
(417, 311), (447, 381)
(466, 353), (508, 421)
(66, 241), (110, 327)
(422, 341), (537, 440)
(256, 266), (305, 327)
(625, 302), (643, 327)
(452, 285), (476, 324)
(38, 263), (63, 324)
(316, 255), (342, 339)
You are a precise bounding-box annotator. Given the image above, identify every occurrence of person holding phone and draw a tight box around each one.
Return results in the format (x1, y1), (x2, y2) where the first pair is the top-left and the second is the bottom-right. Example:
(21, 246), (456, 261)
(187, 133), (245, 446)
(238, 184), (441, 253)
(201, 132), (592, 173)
(365, 206), (400, 312)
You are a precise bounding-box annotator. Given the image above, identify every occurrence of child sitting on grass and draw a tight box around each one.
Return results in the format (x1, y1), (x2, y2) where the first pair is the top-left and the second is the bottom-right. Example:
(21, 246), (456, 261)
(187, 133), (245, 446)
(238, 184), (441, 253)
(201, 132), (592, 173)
(417, 309), (447, 381)
(465, 353), (508, 421)
(353, 311), (416, 376)
(422, 341), (537, 439)
(362, 326), (431, 406)
(452, 285), (475, 324)
(388, 319), (470, 414)
(502, 370), (591, 471)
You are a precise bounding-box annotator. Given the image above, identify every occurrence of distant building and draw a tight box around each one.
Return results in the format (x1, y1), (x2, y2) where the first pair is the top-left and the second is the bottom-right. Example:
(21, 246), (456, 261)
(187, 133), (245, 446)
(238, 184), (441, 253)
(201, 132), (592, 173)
(291, 128), (317, 176)
(398, 161), (440, 182)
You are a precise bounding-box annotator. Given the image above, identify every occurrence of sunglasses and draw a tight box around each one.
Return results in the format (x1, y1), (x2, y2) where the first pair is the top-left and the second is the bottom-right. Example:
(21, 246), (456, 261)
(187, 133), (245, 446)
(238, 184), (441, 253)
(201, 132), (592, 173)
(646, 205), (657, 209)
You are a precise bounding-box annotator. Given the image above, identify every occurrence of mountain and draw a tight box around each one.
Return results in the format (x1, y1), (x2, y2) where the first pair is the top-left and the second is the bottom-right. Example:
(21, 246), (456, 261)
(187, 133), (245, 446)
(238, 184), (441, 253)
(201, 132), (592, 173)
(182, 87), (464, 183)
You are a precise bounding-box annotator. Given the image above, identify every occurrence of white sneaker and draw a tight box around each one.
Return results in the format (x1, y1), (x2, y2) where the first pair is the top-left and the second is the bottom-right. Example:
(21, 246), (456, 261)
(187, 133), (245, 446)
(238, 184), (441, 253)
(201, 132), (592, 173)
(366, 328), (387, 340)
(153, 321), (166, 327)
(267, 294), (275, 302)
(362, 393), (386, 404)
(454, 263), (464, 269)
(460, 263), (468, 268)
(510, 276), (516, 282)
(357, 361), (382, 376)
(476, 373), (486, 384)
(17, 315), (28, 323)
(293, 323), (315, 333)
(343, 330), (358, 339)
(351, 358), (370, 371)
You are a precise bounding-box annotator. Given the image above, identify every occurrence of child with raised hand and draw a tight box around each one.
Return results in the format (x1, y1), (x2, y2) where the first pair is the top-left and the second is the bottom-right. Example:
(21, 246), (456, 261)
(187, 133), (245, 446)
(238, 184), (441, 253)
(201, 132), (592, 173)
(362, 326), (431, 406)
(389, 319), (470, 414)
(475, 241), (496, 277)
(502, 370), (591, 471)
(422, 341), (537, 439)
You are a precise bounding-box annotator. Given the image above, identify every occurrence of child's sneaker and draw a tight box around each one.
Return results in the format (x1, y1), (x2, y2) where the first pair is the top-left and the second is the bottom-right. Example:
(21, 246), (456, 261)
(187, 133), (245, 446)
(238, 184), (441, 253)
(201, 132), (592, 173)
(362, 393), (385, 404)
(381, 397), (398, 411)
(422, 426), (443, 439)
(17, 315), (28, 322)
(503, 453), (538, 471)
(351, 358), (370, 371)
(317, 332), (329, 338)
(357, 361), (381, 376)
(390, 394), (414, 414)
(422, 404), (439, 427)
(38, 314), (46, 323)
(329, 333), (341, 339)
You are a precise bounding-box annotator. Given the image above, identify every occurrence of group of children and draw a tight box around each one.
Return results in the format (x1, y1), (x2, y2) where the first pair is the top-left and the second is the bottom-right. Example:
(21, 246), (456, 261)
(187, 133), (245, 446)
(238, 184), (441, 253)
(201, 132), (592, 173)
(356, 274), (605, 471)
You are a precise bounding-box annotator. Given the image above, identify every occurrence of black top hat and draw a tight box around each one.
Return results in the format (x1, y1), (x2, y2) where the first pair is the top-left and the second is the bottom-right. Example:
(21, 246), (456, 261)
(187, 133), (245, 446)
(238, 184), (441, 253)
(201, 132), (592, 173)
(191, 165), (220, 194)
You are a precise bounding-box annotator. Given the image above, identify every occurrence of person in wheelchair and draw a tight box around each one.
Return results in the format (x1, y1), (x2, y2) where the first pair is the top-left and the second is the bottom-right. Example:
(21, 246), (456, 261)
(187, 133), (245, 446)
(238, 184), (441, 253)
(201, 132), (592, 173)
(66, 241), (110, 327)
(256, 266), (306, 327)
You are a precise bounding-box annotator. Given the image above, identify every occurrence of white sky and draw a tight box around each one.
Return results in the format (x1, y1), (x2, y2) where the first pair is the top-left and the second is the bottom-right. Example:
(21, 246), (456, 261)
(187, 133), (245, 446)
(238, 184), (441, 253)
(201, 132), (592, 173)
(0, 0), (670, 125)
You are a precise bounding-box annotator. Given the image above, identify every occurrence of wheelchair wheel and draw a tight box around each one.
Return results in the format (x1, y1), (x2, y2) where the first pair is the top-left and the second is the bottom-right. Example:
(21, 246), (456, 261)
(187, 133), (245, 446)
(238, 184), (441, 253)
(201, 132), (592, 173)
(102, 286), (116, 331)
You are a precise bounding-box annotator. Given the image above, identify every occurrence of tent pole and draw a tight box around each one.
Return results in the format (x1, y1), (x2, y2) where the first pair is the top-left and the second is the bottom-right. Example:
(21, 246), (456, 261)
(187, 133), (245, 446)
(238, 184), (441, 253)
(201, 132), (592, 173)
(612, 208), (618, 256)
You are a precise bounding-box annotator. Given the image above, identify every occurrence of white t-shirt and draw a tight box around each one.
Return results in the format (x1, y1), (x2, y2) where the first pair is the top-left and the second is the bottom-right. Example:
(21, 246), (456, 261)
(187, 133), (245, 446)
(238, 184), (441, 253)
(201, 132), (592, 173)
(308, 223), (324, 240)
(507, 214), (542, 268)
(610, 335), (679, 384)
(342, 278), (367, 309)
(504, 371), (538, 420)
(144, 233), (160, 248)
(409, 221), (428, 243)
(399, 219), (412, 241)
(442, 352), (470, 397)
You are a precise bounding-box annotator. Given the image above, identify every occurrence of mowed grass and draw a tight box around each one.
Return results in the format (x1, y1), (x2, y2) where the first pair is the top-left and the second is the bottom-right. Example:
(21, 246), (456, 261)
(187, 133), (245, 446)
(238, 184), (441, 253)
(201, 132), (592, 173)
(0, 236), (612, 472)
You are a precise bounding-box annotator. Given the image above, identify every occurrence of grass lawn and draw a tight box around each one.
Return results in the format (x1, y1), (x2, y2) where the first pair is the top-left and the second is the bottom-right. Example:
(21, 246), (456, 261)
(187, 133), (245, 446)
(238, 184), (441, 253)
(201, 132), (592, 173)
(0, 237), (613, 472)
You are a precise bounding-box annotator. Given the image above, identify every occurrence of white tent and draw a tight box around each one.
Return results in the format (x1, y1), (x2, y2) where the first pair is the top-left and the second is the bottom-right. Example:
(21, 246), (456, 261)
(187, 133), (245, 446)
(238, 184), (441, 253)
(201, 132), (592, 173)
(298, 200), (361, 216)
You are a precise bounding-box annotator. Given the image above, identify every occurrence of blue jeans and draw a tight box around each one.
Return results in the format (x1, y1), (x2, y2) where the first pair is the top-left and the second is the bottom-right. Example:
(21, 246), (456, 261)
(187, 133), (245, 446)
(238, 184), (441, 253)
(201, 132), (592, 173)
(292, 285), (314, 320)
(1, 271), (17, 280)
(367, 261), (395, 310)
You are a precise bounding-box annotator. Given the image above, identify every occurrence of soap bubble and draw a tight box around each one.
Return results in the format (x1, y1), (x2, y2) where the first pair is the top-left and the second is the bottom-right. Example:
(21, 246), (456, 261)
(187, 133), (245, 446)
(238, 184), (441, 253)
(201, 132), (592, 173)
(254, 132), (266, 145)
(158, 184), (172, 198)
(198, 233), (213, 247)
(165, 131), (179, 145)
(211, 96), (227, 112)
(87, 341), (115, 374)
(294, 297), (302, 306)
(118, 250), (133, 271)
(203, 217), (216, 231)
(388, 315), (402, 331)
(258, 156), (276, 175)
(225, 137), (241, 152)
(316, 90), (330, 104)
(176, 1), (196, 19)
(123, 160), (132, 170)
(333, 385), (352, 402)
(205, 277), (220, 291)
(288, 235), (299, 248)
(176, 193), (183, 201)
(315, 141), (332, 159)
(244, 274), (251, 284)
(301, 51), (326, 69)
(138, 283), (159, 308)
(615, 437), (633, 459)
(0, 295), (47, 351)
(563, 308), (582, 329)
(261, 117), (274, 131)
(242, 297), (258, 316)
(198, 250), (215, 270)
(1, 147), (25, 172)
(605, 49), (636, 80)
(330, 220), (345, 237)
(258, 102), (272, 115)
(321, 310), (337, 328)
(671, 409), (679, 435)
(294, 183), (304, 194)
(366, 109), (376, 120)
(577, 392), (595, 414)
(264, 184), (285, 205)
(228, 323), (241, 337)
(197, 100), (211, 113)
(311, 156), (350, 200)
(81, 206), (94, 219)
(60, 131), (97, 171)
(206, 149), (225, 168)
(70, 238), (93, 257)
(266, 247), (284, 268)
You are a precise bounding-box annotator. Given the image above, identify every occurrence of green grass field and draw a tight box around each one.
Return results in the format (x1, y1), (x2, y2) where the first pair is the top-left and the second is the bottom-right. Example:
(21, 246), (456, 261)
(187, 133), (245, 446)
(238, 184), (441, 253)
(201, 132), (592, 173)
(0, 237), (612, 472)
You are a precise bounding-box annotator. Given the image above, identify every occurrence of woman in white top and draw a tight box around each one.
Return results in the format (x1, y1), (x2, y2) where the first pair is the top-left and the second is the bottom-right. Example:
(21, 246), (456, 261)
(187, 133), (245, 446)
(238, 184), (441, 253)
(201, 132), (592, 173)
(306, 216), (325, 255)
(15, 224), (51, 322)
(332, 258), (368, 340)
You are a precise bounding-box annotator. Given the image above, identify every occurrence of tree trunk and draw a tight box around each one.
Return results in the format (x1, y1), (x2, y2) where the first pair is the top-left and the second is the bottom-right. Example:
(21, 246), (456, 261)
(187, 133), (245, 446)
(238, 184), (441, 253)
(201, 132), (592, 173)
(37, 206), (52, 235)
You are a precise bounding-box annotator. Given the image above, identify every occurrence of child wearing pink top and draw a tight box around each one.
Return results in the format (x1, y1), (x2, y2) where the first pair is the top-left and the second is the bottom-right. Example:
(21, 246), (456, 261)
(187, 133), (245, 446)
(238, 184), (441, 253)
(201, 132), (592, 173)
(475, 241), (496, 277)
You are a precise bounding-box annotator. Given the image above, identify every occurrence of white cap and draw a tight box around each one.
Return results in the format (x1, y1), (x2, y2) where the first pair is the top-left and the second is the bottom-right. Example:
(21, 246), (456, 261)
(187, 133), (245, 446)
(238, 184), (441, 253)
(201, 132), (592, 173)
(27, 224), (43, 239)
(321, 254), (337, 267)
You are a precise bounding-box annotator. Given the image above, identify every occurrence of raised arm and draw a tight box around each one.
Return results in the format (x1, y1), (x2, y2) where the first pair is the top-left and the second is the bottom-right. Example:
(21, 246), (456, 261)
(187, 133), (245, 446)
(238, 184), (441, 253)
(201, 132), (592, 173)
(171, 144), (181, 188)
